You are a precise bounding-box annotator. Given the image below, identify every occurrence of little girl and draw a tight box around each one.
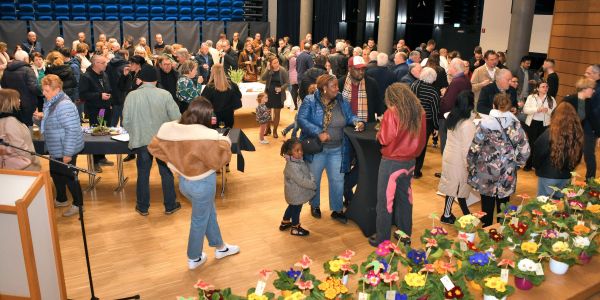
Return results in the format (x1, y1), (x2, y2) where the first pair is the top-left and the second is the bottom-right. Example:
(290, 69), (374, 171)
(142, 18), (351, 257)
(255, 93), (271, 144)
(279, 139), (316, 236)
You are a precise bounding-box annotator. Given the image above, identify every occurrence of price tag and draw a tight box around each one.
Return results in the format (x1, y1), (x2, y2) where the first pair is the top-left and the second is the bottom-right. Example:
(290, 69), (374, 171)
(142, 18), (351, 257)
(440, 275), (455, 291)
(578, 220), (585, 226)
(358, 292), (369, 300)
(385, 290), (396, 300)
(511, 217), (519, 226)
(460, 241), (467, 252)
(535, 263), (544, 276)
(501, 269), (509, 283)
(498, 225), (505, 233)
(426, 248), (432, 258)
(255, 280), (266, 296)
(517, 205), (523, 213)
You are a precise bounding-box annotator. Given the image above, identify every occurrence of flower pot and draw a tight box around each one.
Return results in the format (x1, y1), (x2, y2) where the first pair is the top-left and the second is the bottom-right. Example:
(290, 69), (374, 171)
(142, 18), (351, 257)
(417, 295), (429, 300)
(549, 257), (570, 275)
(579, 252), (592, 264)
(460, 231), (476, 243)
(483, 295), (506, 300)
(467, 280), (482, 291)
(514, 276), (534, 290)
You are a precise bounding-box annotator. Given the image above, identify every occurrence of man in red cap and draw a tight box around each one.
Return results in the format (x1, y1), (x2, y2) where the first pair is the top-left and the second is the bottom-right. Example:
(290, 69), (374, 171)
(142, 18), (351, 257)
(338, 55), (384, 206)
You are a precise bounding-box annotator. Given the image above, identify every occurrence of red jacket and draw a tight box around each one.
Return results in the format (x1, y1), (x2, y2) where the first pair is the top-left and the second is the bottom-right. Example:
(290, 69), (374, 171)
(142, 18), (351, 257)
(377, 108), (427, 161)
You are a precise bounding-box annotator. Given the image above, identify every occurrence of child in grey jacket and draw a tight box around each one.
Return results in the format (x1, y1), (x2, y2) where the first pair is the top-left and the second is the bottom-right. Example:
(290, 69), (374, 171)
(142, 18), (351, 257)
(279, 138), (316, 236)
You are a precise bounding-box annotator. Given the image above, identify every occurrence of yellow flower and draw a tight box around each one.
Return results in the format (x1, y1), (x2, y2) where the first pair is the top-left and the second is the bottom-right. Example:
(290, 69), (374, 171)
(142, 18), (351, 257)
(281, 291), (292, 298)
(484, 277), (507, 293)
(552, 241), (571, 253)
(541, 203), (558, 213)
(587, 204), (600, 214)
(404, 273), (426, 287)
(328, 259), (345, 273)
(248, 293), (268, 300)
(324, 288), (337, 299)
(520, 241), (539, 254)
(284, 292), (306, 300)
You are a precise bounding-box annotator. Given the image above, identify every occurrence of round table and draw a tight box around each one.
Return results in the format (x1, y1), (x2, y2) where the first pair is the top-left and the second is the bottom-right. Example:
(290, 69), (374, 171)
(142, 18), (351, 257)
(344, 123), (382, 237)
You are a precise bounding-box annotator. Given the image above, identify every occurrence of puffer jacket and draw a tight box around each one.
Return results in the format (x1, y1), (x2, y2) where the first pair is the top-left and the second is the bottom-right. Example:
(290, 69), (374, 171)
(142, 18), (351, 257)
(42, 91), (84, 158)
(68, 57), (81, 101)
(0, 61), (40, 111)
(284, 159), (316, 205)
(46, 64), (77, 102)
(297, 89), (360, 173)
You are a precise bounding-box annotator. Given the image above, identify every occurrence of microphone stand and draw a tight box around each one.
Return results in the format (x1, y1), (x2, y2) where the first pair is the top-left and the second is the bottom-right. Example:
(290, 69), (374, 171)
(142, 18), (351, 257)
(0, 139), (140, 300)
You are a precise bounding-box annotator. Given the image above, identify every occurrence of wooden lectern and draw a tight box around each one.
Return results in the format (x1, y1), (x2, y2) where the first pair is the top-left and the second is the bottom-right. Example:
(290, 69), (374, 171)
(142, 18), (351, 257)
(0, 170), (66, 300)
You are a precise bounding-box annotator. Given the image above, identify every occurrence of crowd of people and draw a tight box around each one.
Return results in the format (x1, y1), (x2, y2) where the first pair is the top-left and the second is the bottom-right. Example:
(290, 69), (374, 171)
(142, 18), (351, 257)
(0, 28), (599, 268)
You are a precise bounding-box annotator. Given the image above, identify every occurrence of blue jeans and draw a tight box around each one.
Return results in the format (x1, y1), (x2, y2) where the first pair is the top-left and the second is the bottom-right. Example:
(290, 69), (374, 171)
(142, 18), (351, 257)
(537, 177), (569, 198)
(308, 146), (344, 212)
(179, 173), (224, 260)
(134, 146), (177, 212)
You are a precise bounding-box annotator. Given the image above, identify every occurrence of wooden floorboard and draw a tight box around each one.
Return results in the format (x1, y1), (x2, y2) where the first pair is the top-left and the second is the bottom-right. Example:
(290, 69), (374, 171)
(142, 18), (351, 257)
(46, 108), (597, 299)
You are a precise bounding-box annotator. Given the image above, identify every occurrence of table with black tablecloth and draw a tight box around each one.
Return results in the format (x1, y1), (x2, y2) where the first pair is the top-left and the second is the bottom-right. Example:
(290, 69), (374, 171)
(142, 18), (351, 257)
(33, 128), (255, 193)
(344, 123), (382, 237)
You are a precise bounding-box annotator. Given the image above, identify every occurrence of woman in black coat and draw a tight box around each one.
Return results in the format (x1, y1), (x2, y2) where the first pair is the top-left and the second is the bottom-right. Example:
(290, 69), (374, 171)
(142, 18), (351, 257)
(45, 51), (77, 102)
(201, 63), (242, 128)
(261, 55), (289, 138)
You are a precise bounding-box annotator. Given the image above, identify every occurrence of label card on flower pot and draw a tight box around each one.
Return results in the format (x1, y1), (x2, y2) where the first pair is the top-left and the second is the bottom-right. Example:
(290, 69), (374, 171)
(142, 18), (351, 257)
(460, 241), (468, 251)
(511, 217), (519, 226)
(441, 275), (455, 290)
(535, 263), (544, 276)
(358, 292), (369, 300)
(255, 280), (266, 296)
(386, 290), (396, 300)
(501, 269), (509, 283)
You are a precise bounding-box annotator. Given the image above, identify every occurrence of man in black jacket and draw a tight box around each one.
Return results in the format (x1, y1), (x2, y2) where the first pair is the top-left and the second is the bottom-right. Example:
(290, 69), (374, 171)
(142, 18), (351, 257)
(195, 43), (213, 82)
(328, 41), (348, 78)
(156, 55), (179, 103)
(477, 69), (517, 115)
(218, 40), (238, 74)
(0, 51), (40, 125)
(365, 53), (394, 109)
(299, 55), (327, 102)
(79, 54), (114, 171)
(106, 50), (129, 127)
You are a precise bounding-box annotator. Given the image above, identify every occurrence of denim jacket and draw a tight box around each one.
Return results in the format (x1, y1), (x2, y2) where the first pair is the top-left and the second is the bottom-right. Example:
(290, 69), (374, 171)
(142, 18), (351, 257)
(297, 90), (359, 173)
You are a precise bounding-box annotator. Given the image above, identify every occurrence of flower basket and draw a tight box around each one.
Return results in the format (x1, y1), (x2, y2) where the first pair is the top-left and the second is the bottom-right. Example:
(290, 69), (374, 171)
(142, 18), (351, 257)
(510, 258), (544, 289)
(578, 251), (593, 264)
(514, 277), (534, 291)
(481, 276), (515, 300)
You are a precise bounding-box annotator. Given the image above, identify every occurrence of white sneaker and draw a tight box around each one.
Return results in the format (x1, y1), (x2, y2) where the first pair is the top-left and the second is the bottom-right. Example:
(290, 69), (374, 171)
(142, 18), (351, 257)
(259, 140), (269, 144)
(54, 200), (69, 208)
(63, 205), (82, 217)
(188, 252), (207, 270)
(215, 243), (240, 259)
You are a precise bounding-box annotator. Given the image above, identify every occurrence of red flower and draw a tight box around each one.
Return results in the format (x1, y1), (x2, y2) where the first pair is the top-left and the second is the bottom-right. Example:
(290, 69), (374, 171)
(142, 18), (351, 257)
(445, 286), (464, 299)
(294, 255), (312, 269)
(339, 250), (356, 260)
(295, 280), (314, 290)
(193, 280), (214, 291)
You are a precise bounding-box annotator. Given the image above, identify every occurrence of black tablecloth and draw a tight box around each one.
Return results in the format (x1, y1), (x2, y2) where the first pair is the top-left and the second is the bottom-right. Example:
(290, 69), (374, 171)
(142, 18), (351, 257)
(33, 128), (255, 172)
(344, 123), (382, 237)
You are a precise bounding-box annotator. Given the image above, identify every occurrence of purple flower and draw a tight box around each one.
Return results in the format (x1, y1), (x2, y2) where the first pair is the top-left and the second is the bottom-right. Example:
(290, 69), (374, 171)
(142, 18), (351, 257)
(99, 109), (105, 118)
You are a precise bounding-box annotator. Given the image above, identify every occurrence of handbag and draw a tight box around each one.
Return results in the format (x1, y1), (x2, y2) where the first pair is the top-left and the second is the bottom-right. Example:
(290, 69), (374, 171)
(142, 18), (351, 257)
(301, 137), (322, 155)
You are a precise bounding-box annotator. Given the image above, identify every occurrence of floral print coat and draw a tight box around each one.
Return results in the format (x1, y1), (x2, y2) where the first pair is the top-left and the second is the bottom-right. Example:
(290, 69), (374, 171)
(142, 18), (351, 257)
(467, 110), (530, 198)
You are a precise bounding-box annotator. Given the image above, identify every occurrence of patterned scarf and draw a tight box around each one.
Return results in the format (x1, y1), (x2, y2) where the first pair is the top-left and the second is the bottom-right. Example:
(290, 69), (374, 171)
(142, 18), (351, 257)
(321, 95), (337, 131)
(342, 76), (368, 122)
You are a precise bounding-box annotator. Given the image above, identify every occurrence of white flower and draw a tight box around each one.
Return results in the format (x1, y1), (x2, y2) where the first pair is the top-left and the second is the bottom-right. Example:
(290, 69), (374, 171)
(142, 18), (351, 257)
(536, 196), (549, 203)
(517, 258), (537, 272)
(558, 232), (570, 239)
(573, 236), (591, 248)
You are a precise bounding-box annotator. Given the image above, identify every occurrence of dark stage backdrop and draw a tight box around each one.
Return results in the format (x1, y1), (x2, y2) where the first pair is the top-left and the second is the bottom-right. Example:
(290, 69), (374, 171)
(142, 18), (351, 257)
(30, 21), (60, 53)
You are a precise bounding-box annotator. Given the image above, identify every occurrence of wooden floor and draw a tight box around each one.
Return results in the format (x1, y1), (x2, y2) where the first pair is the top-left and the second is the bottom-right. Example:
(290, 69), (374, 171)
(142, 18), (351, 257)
(47, 108), (597, 299)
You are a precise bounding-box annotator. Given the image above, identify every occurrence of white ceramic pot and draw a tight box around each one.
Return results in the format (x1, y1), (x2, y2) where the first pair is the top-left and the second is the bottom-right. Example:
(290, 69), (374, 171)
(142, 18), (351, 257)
(483, 295), (506, 300)
(460, 231), (476, 243)
(549, 257), (570, 275)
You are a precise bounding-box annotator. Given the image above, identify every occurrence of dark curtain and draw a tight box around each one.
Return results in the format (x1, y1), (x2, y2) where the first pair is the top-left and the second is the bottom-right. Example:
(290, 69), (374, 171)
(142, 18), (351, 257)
(123, 21), (149, 44)
(30, 21), (60, 53)
(226, 21), (249, 41)
(176, 21), (200, 52)
(277, 0), (300, 45)
(150, 21), (175, 46)
(202, 21), (224, 42)
(93, 21), (121, 44)
(313, 0), (343, 44)
(0, 21), (27, 52)
(62, 21), (91, 51)
(249, 22), (270, 38)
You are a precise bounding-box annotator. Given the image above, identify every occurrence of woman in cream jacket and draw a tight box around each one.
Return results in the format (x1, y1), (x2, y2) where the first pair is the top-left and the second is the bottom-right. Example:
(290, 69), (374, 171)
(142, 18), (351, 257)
(522, 80), (555, 171)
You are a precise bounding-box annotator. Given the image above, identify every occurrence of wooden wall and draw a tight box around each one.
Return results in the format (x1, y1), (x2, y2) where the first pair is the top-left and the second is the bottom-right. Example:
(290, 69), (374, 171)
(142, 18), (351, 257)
(547, 0), (600, 100)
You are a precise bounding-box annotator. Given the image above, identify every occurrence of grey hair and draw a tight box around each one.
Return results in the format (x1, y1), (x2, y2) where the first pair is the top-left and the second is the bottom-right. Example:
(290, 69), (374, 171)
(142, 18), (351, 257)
(353, 47), (363, 56)
(14, 50), (29, 62)
(496, 68), (512, 82)
(335, 41), (345, 52)
(369, 50), (379, 62)
(449, 58), (464, 73)
(409, 50), (421, 59)
(420, 67), (437, 84)
(408, 62), (420, 73)
(591, 64), (600, 74)
(377, 53), (388, 67)
(175, 48), (190, 59)
(205, 40), (213, 47)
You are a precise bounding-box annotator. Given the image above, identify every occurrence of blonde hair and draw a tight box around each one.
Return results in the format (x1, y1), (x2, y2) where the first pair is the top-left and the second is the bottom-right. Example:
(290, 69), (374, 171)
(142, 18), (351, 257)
(0, 89), (21, 113)
(179, 60), (197, 75)
(576, 77), (596, 92)
(45, 51), (65, 67)
(207, 64), (231, 92)
(256, 92), (267, 104)
(0, 42), (6, 52)
(384, 83), (423, 136)
(41, 74), (63, 90)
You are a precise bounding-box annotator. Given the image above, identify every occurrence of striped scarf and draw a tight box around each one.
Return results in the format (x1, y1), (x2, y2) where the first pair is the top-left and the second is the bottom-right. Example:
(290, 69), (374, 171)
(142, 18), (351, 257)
(342, 76), (368, 122)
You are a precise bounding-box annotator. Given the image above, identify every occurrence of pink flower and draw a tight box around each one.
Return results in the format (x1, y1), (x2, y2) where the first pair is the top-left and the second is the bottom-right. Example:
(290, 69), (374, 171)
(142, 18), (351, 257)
(294, 255), (312, 269)
(339, 250), (356, 260)
(376, 245), (391, 256)
(295, 280), (314, 290)
(472, 211), (487, 218)
(567, 191), (578, 198)
(367, 271), (380, 286)
(258, 269), (272, 281)
(389, 243), (400, 253)
(431, 226), (448, 235)
(425, 238), (438, 248)
(441, 262), (456, 274)
(341, 263), (355, 273)
(532, 209), (543, 216)
(497, 259), (515, 268)
(457, 232), (469, 241)
(419, 264), (435, 274)
(518, 194), (530, 200)
(193, 280), (214, 291)
(569, 200), (584, 210)
(380, 271), (399, 283)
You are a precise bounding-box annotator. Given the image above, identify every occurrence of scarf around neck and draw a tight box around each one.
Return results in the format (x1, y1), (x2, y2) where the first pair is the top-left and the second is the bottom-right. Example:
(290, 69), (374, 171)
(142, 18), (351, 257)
(342, 76), (367, 121)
